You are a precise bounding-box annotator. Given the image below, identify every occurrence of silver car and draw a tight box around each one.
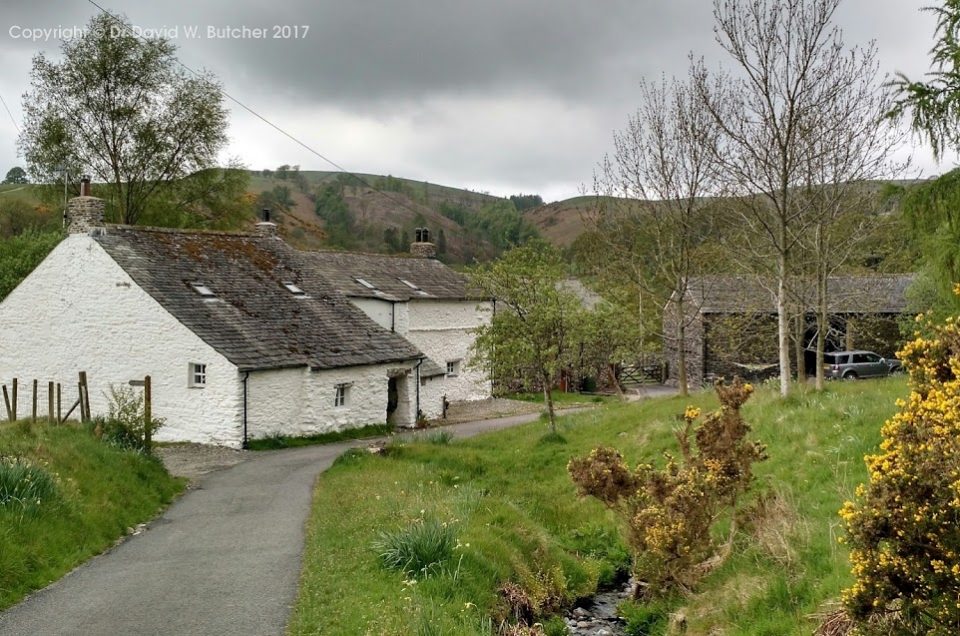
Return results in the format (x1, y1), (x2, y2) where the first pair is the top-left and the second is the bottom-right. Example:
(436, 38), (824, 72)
(824, 350), (902, 380)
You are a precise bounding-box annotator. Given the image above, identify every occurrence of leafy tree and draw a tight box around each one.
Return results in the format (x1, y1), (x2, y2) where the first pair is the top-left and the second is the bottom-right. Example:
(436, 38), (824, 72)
(590, 76), (721, 396)
(436, 228), (447, 256)
(898, 169), (960, 321)
(890, 0), (960, 160)
(19, 13), (228, 225)
(383, 226), (401, 252)
(257, 185), (295, 216)
(140, 166), (253, 230)
(275, 165), (291, 181)
(509, 194), (544, 212)
(469, 241), (584, 433)
(315, 184), (356, 248)
(0, 230), (62, 300)
(841, 301), (960, 633)
(2, 167), (27, 185)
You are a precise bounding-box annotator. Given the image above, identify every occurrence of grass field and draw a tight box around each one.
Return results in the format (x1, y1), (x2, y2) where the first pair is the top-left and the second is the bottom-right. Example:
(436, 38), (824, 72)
(290, 378), (907, 635)
(0, 421), (185, 610)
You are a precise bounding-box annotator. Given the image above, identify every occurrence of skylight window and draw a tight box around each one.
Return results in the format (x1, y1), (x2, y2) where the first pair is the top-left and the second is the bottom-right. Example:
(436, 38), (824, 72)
(283, 282), (306, 296)
(192, 283), (215, 298)
(399, 278), (421, 290)
(355, 278), (377, 290)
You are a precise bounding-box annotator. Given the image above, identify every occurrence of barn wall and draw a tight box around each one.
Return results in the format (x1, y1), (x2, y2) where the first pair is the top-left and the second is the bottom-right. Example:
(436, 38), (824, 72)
(0, 235), (242, 446)
(406, 299), (492, 403)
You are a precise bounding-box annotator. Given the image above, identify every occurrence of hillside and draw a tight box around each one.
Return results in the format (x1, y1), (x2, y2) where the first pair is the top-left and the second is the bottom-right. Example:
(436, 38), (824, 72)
(246, 170), (544, 263)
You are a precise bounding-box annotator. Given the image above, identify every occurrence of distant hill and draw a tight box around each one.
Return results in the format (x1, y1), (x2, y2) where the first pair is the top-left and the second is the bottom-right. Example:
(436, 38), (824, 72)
(247, 170), (537, 264)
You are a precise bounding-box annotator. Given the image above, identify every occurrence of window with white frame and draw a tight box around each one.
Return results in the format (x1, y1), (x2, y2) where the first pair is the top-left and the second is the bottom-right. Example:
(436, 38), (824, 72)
(446, 360), (461, 377)
(334, 383), (349, 407)
(189, 363), (207, 388)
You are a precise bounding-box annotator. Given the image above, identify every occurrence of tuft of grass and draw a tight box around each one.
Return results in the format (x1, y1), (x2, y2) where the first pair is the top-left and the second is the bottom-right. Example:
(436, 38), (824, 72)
(374, 517), (458, 577)
(423, 430), (454, 445)
(0, 456), (59, 514)
(247, 423), (393, 450)
(0, 421), (184, 609)
(290, 378), (908, 635)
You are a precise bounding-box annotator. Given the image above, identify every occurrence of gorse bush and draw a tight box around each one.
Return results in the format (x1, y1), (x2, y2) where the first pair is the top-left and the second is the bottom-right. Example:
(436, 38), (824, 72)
(568, 378), (765, 595)
(841, 297), (960, 634)
(373, 517), (457, 577)
(0, 456), (58, 513)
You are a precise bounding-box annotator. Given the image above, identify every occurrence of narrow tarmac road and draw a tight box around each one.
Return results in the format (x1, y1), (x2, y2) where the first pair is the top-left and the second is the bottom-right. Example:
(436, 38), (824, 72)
(0, 410), (557, 636)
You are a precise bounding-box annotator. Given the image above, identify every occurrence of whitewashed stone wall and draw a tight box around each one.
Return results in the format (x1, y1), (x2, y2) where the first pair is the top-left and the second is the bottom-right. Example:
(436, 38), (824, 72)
(417, 373), (447, 419)
(245, 362), (408, 438)
(351, 298), (393, 332)
(0, 235), (243, 446)
(406, 299), (492, 404)
(351, 297), (410, 335)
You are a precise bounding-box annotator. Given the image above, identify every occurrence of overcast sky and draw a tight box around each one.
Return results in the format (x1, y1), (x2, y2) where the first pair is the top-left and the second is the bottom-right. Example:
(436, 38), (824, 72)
(0, 1), (951, 202)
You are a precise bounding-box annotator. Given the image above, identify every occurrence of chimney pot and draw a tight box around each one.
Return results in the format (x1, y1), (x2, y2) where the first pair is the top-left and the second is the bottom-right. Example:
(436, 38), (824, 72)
(80, 175), (91, 197)
(410, 227), (437, 258)
(262, 208), (271, 223)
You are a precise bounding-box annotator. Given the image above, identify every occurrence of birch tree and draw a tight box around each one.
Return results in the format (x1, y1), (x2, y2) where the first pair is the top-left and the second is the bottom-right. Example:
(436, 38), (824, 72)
(795, 52), (905, 389)
(692, 0), (888, 396)
(588, 77), (721, 396)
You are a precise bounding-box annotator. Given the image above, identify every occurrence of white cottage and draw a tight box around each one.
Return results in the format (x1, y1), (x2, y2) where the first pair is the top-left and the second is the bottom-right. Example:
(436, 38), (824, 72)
(0, 186), (491, 447)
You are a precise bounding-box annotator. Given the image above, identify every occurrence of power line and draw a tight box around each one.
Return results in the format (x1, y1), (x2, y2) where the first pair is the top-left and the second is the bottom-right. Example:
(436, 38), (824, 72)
(0, 93), (20, 135)
(83, 0), (428, 219)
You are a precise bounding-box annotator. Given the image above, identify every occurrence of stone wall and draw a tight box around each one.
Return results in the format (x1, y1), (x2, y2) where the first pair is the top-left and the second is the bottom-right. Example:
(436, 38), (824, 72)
(245, 362), (408, 439)
(66, 196), (105, 234)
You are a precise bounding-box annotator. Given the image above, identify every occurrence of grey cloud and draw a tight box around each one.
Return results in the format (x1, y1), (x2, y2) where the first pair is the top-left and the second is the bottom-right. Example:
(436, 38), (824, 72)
(0, 0), (948, 197)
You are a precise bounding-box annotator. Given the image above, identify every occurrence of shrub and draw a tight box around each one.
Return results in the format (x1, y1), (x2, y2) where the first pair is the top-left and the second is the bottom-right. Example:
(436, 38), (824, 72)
(840, 301), (960, 633)
(93, 385), (164, 451)
(568, 378), (765, 595)
(373, 517), (457, 577)
(0, 456), (59, 513)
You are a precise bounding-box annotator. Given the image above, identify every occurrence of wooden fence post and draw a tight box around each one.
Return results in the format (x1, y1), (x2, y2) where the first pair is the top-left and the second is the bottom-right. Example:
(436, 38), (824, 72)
(56, 383), (61, 424)
(78, 372), (89, 423)
(47, 381), (54, 422)
(11, 378), (17, 422)
(31, 379), (38, 423)
(143, 375), (152, 453)
(2, 385), (11, 422)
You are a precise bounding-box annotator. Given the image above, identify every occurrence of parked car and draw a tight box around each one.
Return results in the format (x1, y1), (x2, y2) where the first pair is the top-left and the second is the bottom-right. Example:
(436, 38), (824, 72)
(824, 350), (902, 380)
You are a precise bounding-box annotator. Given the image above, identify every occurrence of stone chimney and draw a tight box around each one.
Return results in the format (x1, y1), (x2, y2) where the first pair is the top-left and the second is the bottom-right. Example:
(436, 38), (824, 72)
(255, 208), (278, 237)
(66, 176), (105, 234)
(410, 227), (436, 258)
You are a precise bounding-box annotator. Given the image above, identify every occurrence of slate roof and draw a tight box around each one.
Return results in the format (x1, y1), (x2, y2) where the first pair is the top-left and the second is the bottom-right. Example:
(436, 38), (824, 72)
(95, 227), (422, 371)
(299, 251), (479, 301)
(683, 274), (915, 314)
(420, 358), (446, 378)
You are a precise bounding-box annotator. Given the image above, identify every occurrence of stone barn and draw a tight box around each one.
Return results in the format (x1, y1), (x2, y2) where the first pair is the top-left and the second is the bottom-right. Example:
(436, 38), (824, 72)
(663, 274), (915, 387)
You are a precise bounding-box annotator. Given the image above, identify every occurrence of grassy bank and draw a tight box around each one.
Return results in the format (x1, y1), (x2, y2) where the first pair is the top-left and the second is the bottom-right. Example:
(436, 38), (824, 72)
(290, 378), (907, 635)
(0, 421), (185, 609)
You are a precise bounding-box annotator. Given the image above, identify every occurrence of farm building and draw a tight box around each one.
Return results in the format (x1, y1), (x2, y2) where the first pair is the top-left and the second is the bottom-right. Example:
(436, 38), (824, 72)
(0, 186), (491, 447)
(663, 274), (915, 387)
